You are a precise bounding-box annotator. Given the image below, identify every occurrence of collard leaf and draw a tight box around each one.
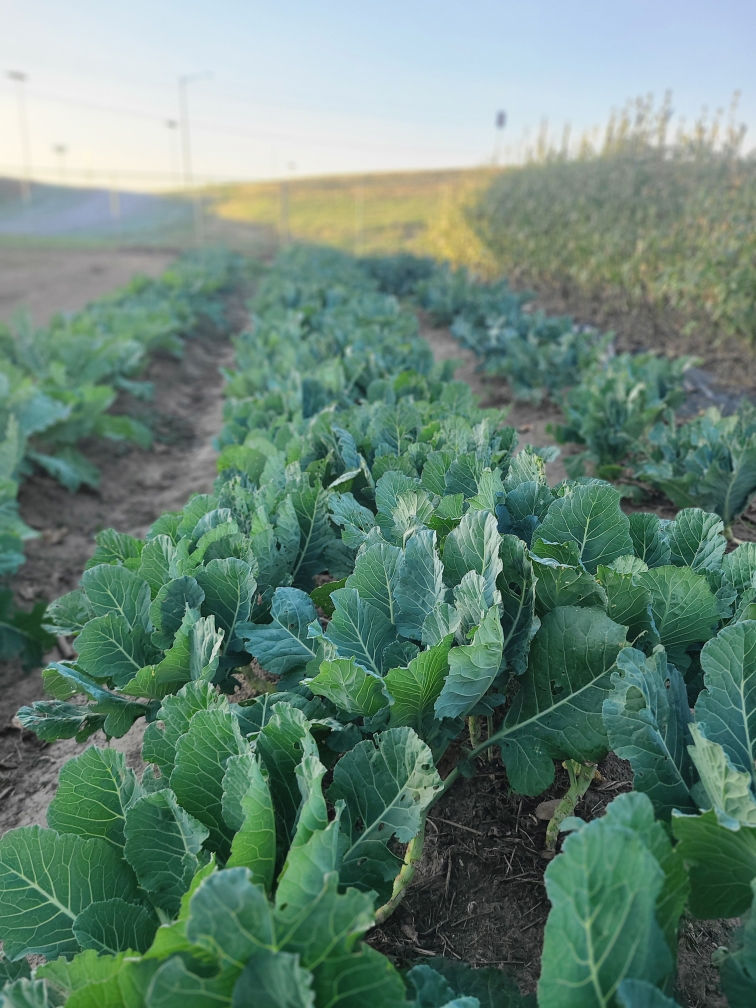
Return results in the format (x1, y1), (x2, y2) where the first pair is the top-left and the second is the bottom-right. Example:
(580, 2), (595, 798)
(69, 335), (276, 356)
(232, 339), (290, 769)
(311, 945), (409, 1008)
(73, 897), (157, 955)
(169, 707), (247, 857)
(617, 980), (682, 1008)
(442, 509), (502, 607)
(536, 482), (633, 573)
(345, 540), (402, 622)
(723, 542), (756, 597)
(0, 825), (138, 959)
(47, 746), (141, 853)
(385, 637), (453, 738)
(495, 606), (627, 794)
(628, 512), (671, 569)
(239, 587), (318, 682)
(79, 564), (150, 630)
(195, 557), (256, 641)
(538, 799), (672, 1008)
(531, 552), (606, 615)
(256, 704), (313, 855)
(324, 587), (398, 676)
(394, 530), (446, 639)
(434, 608), (504, 721)
(637, 566), (720, 662)
(289, 481), (333, 590)
(124, 789), (209, 917)
(596, 565), (657, 647)
(138, 535), (179, 595)
(149, 576), (204, 642)
(328, 727), (441, 900)
(672, 809), (756, 918)
(233, 949), (315, 1008)
(695, 620), (756, 785)
(718, 879), (756, 1008)
(603, 648), (696, 818)
(222, 754), (276, 890)
(666, 508), (726, 574)
(185, 866), (275, 969)
(307, 657), (389, 717)
(413, 957), (537, 1008)
(498, 535), (537, 675)
(142, 680), (221, 777)
(75, 613), (148, 686)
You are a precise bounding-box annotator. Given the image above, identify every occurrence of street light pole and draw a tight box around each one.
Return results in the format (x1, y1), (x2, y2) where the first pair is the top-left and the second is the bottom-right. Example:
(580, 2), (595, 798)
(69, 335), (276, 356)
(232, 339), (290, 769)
(8, 71), (32, 202)
(178, 72), (212, 245)
(53, 144), (68, 185)
(494, 109), (507, 166)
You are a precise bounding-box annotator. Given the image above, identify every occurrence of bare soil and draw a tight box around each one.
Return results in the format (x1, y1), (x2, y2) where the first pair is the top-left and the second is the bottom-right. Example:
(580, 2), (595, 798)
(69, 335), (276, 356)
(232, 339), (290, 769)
(0, 246), (177, 325)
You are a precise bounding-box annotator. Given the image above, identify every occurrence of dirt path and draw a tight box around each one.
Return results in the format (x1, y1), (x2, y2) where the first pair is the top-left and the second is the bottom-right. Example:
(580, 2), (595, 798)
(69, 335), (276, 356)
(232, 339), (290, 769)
(0, 246), (176, 325)
(0, 302), (244, 834)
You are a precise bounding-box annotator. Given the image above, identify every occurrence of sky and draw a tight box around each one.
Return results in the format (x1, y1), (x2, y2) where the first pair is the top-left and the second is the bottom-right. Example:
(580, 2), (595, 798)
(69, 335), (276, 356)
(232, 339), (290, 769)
(0, 0), (753, 191)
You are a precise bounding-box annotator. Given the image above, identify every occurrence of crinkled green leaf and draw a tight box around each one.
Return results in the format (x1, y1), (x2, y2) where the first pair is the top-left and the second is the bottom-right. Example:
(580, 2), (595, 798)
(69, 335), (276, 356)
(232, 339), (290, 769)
(394, 530), (446, 639)
(434, 608), (504, 721)
(73, 897), (157, 955)
(536, 482), (633, 574)
(628, 513), (671, 569)
(222, 754), (276, 891)
(307, 657), (389, 717)
(665, 508), (726, 574)
(443, 510), (502, 608)
(324, 587), (398, 676)
(239, 587), (318, 681)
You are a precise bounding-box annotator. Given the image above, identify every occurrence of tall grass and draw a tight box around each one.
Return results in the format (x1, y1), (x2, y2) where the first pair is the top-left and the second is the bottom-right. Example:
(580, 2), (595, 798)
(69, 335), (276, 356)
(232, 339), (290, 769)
(470, 95), (756, 342)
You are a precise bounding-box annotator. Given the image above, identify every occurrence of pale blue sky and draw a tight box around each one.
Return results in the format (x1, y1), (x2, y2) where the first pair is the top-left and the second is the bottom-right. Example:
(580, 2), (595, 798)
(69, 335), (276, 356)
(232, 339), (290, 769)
(0, 0), (752, 189)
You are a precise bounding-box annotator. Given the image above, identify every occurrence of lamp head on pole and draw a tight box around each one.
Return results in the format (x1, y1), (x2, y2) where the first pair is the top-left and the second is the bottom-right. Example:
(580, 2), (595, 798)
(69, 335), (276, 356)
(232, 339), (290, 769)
(496, 110), (507, 130)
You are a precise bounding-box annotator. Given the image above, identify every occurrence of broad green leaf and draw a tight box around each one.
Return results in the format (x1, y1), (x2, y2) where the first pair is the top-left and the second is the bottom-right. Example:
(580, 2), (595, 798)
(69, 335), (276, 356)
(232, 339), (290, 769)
(239, 587), (318, 680)
(47, 746), (141, 853)
(75, 613), (148, 687)
(497, 535), (537, 676)
(596, 566), (657, 647)
(124, 789), (209, 917)
(628, 513), (671, 568)
(0, 826), (138, 959)
(256, 704), (313, 855)
(170, 707), (247, 857)
(422, 450), (455, 496)
(185, 866), (275, 969)
(274, 817), (375, 969)
(142, 680), (221, 777)
(195, 558), (256, 641)
(138, 535), (179, 595)
(538, 801), (672, 1008)
(603, 647), (696, 818)
(637, 566), (719, 662)
(394, 530), (446, 639)
(288, 481), (333, 590)
(672, 809), (756, 918)
(428, 493), (464, 539)
(494, 606), (627, 794)
(35, 949), (132, 1006)
(687, 726), (756, 825)
(467, 467), (505, 514)
(311, 944), (409, 1008)
(718, 879), (756, 1007)
(536, 482), (633, 573)
(616, 979), (683, 1007)
(328, 727), (442, 899)
(73, 897), (157, 954)
(411, 956), (537, 1008)
(723, 542), (756, 597)
(444, 452), (484, 497)
(80, 564), (150, 630)
(232, 949), (315, 1008)
(696, 620), (756, 785)
(599, 792), (689, 958)
(386, 637), (453, 737)
(149, 576), (204, 644)
(453, 572), (488, 639)
(344, 540), (401, 622)
(324, 587), (398, 676)
(442, 510), (502, 607)
(42, 589), (93, 636)
(142, 955), (236, 1005)
(434, 608), (504, 721)
(422, 603), (461, 647)
(307, 657), (389, 717)
(0, 977), (51, 1007)
(665, 508), (726, 574)
(329, 492), (376, 549)
(222, 754), (276, 890)
(531, 551), (606, 615)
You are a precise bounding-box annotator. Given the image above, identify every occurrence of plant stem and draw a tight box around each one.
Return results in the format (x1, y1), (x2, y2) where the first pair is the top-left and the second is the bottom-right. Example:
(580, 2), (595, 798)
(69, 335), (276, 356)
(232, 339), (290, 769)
(486, 715), (494, 761)
(467, 715), (481, 748)
(374, 823), (426, 925)
(544, 760), (598, 852)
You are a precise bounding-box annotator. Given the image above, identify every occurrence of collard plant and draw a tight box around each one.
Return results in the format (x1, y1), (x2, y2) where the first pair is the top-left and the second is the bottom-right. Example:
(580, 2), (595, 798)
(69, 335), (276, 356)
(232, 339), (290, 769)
(636, 402), (756, 537)
(0, 686), (532, 1007)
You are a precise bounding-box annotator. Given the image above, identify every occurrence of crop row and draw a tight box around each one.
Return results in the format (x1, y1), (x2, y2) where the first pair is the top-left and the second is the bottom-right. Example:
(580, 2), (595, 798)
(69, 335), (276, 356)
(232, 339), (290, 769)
(1, 247), (756, 1005)
(0, 248), (242, 667)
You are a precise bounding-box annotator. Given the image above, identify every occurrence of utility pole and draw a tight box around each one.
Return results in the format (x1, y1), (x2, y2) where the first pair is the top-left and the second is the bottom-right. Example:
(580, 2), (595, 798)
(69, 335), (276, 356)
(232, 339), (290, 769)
(8, 71), (32, 202)
(53, 144), (68, 184)
(494, 109), (507, 166)
(178, 72), (212, 245)
(165, 119), (179, 188)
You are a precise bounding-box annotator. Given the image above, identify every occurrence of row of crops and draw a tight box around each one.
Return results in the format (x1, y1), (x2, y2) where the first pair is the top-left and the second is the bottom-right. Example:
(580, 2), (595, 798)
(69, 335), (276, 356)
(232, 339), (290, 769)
(2, 246), (756, 1005)
(0, 248), (243, 666)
